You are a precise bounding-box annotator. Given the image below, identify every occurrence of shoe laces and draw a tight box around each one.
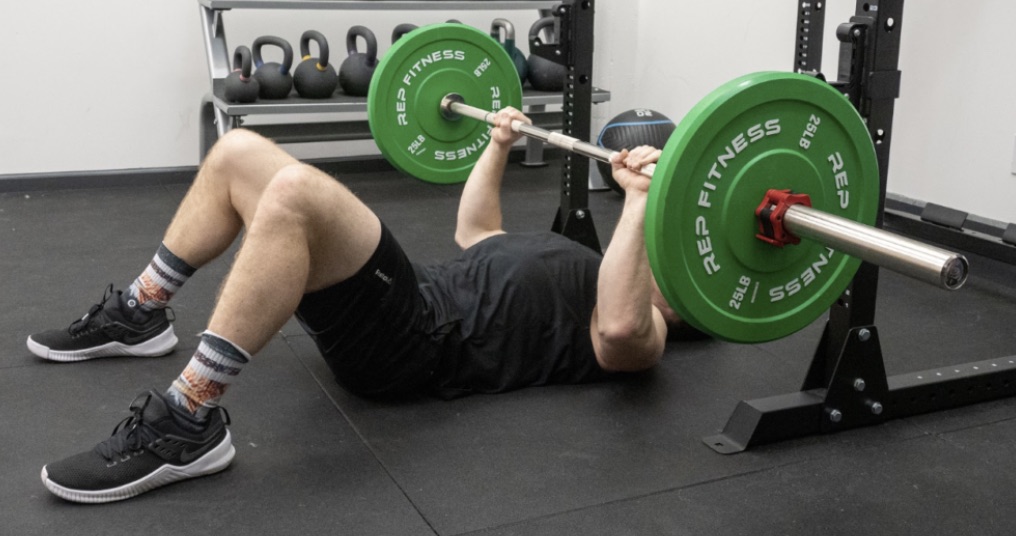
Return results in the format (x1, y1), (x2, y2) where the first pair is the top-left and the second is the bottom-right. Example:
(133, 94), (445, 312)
(93, 394), (231, 463)
(68, 284), (115, 336)
(94, 393), (159, 462)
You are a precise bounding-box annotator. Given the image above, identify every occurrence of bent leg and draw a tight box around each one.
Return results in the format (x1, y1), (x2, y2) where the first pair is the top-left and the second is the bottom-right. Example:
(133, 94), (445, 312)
(38, 133), (389, 504)
(27, 129), (296, 362)
(163, 129), (299, 268)
(206, 162), (382, 355)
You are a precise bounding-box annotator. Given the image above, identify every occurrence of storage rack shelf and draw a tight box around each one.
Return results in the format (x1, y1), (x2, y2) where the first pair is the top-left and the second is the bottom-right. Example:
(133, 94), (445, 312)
(197, 0), (610, 159)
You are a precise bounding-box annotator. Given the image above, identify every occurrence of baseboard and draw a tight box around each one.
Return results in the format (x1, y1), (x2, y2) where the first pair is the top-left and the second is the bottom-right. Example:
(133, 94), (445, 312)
(0, 157), (395, 194)
(0, 166), (197, 193)
(884, 193), (1015, 266)
(885, 193), (1012, 239)
(0, 149), (563, 193)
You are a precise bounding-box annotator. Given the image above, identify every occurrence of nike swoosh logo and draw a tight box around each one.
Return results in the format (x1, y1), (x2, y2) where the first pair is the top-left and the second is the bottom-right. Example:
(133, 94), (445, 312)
(178, 444), (209, 464)
(165, 434), (220, 464)
(121, 325), (169, 345)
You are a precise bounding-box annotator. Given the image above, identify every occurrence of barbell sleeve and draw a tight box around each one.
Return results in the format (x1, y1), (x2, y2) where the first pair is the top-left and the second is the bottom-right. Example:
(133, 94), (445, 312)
(441, 95), (968, 291)
(783, 204), (968, 290)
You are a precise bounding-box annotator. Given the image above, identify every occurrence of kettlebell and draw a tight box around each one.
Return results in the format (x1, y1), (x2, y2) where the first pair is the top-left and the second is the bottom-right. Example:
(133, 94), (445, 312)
(391, 23), (417, 44)
(527, 17), (566, 92)
(490, 18), (528, 85)
(338, 26), (378, 97)
(224, 46), (259, 103)
(293, 30), (339, 99)
(252, 35), (294, 99)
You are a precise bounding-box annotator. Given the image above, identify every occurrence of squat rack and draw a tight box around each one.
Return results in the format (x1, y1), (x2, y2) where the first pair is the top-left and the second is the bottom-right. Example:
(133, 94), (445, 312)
(704, 0), (1016, 453)
(537, 0), (602, 254)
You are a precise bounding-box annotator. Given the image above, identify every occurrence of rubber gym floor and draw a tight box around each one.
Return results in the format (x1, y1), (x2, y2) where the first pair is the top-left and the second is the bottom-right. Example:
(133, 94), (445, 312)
(2, 157), (1014, 535)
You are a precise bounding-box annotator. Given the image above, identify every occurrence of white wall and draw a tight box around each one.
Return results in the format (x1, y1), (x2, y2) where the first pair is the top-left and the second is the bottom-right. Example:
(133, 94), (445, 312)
(2, 2), (207, 173)
(3, 1), (1014, 223)
(892, 2), (1016, 222)
(592, 0), (1016, 223)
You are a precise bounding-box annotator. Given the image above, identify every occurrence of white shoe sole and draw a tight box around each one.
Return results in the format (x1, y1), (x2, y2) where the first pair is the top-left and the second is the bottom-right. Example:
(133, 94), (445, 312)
(27, 325), (178, 362)
(41, 430), (235, 503)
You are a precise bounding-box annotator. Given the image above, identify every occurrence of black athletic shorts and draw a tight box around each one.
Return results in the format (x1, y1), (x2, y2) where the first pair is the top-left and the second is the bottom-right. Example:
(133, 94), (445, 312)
(293, 223), (443, 398)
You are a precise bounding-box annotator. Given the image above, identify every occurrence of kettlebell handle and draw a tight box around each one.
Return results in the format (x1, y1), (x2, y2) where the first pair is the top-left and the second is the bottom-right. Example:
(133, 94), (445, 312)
(252, 35), (294, 73)
(391, 23), (418, 45)
(529, 16), (559, 46)
(490, 18), (517, 43)
(232, 46), (253, 80)
(346, 26), (378, 66)
(300, 30), (331, 70)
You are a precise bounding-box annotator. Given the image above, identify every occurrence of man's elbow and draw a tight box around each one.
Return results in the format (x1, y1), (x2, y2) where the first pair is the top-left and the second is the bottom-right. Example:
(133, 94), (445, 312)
(596, 344), (661, 373)
(596, 326), (662, 373)
(597, 318), (646, 347)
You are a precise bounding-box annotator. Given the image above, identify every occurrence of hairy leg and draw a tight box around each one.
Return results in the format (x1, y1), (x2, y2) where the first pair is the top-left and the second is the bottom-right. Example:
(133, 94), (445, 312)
(162, 129), (297, 268)
(205, 162), (381, 355)
(150, 128), (380, 355)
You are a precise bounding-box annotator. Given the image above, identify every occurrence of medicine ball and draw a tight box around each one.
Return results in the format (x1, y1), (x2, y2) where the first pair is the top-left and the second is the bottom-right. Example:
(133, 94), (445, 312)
(595, 109), (676, 195)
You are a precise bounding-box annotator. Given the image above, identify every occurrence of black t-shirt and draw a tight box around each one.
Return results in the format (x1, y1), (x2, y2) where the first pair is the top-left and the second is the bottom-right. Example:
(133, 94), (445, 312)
(414, 231), (611, 398)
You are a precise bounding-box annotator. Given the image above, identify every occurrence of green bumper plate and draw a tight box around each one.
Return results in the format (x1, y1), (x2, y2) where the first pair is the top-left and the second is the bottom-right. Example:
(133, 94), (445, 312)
(367, 23), (524, 184)
(646, 72), (879, 343)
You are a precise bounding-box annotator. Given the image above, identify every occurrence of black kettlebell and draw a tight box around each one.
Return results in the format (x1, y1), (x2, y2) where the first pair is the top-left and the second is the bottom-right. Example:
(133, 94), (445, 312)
(338, 26), (378, 97)
(293, 30), (338, 99)
(252, 35), (294, 99)
(224, 46), (259, 103)
(490, 18), (528, 85)
(527, 17), (566, 92)
(390, 23), (418, 44)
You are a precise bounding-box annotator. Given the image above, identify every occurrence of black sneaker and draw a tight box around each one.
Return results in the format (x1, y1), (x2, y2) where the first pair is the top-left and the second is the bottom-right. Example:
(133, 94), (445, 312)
(41, 390), (235, 503)
(27, 284), (178, 362)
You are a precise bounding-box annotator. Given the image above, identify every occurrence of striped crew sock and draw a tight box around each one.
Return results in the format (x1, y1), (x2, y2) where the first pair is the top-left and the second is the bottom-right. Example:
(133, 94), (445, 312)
(127, 243), (196, 312)
(166, 331), (250, 421)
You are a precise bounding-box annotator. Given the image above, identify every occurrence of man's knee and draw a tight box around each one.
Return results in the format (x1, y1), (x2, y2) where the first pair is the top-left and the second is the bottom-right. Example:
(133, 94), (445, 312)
(253, 164), (372, 242)
(203, 129), (275, 173)
(255, 164), (328, 224)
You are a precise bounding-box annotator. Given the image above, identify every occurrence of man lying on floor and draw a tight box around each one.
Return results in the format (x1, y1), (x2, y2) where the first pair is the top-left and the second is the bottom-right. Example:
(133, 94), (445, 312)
(28, 107), (693, 503)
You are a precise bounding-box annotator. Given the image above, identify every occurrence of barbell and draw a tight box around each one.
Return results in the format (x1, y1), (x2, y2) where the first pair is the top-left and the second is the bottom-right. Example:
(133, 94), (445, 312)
(365, 23), (969, 343)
